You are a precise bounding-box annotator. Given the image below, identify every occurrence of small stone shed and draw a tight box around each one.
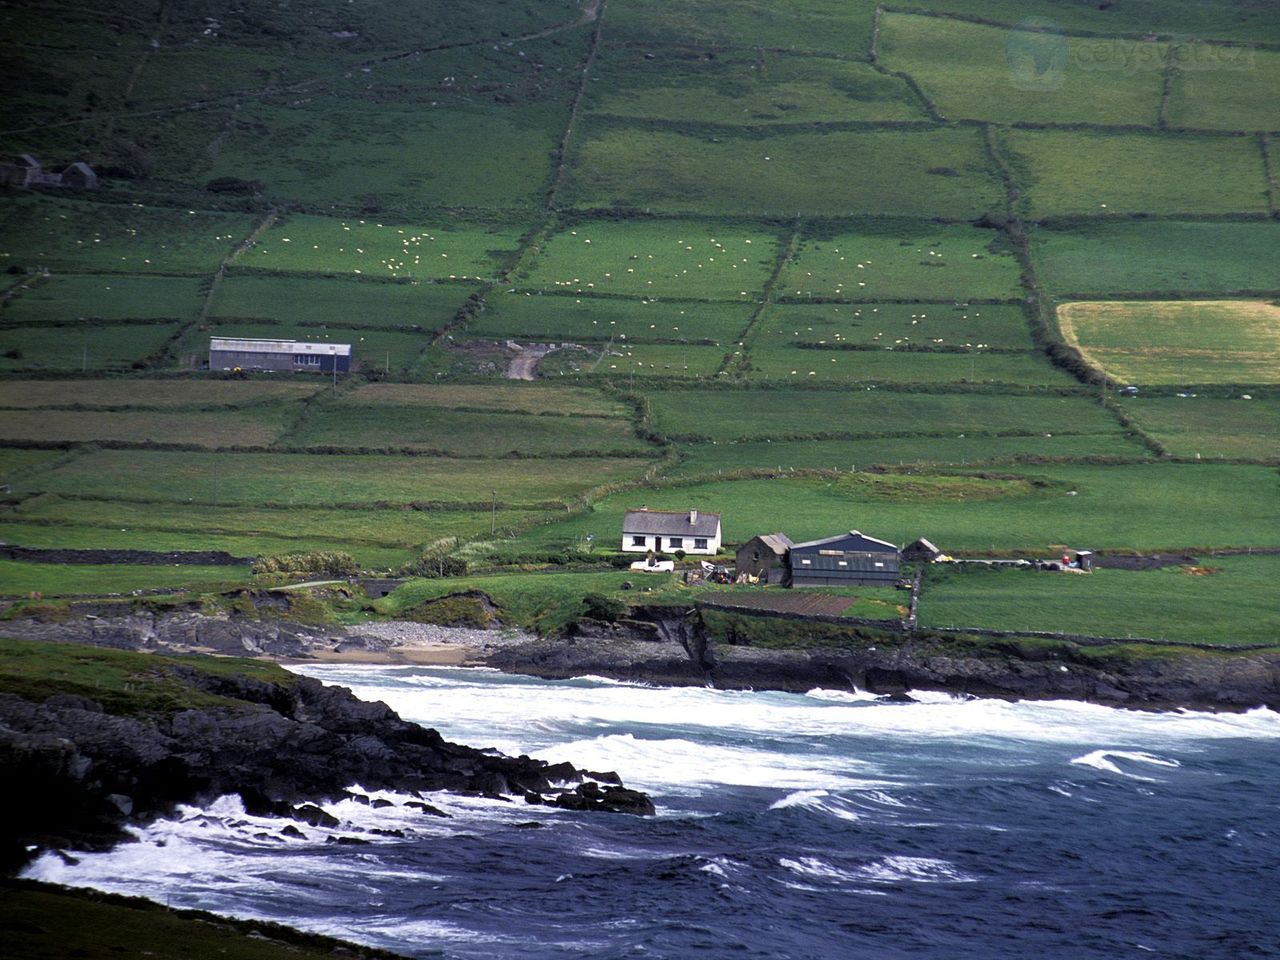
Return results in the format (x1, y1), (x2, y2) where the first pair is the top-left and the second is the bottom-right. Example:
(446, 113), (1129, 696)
(735, 532), (793, 584)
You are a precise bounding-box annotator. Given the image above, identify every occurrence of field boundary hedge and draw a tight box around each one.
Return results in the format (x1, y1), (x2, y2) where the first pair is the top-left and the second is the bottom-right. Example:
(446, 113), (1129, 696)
(980, 125), (1108, 388)
(1262, 134), (1279, 218)
(0, 545), (251, 565)
(724, 220), (802, 377)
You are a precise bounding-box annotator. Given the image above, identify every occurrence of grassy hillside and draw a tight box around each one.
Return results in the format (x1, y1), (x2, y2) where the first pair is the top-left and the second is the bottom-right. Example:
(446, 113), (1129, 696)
(0, 0), (1275, 646)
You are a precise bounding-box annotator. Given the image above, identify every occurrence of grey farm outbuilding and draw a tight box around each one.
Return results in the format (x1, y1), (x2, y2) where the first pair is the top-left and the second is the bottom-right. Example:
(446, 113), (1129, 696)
(735, 533), (793, 584)
(788, 530), (901, 588)
(209, 337), (352, 373)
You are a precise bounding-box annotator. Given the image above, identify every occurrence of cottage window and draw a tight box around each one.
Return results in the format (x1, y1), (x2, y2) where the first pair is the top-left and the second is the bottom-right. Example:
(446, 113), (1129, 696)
(631, 535), (646, 547)
(669, 537), (683, 549)
(694, 538), (708, 550)
(837, 560), (848, 566)
(874, 562), (884, 567)
(294, 354), (321, 366)
(818, 549), (843, 556)
(800, 558), (812, 565)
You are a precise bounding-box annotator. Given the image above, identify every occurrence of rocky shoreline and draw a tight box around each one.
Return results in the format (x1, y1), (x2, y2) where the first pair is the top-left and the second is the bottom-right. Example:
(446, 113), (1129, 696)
(0, 631), (654, 876)
(543, 606), (1280, 712)
(4, 601), (1278, 714)
(2, 602), (1276, 873)
(488, 614), (1280, 713)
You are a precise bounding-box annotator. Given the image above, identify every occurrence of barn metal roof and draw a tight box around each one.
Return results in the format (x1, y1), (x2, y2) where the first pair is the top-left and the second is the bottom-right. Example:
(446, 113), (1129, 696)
(623, 508), (721, 537)
(210, 337), (351, 356)
(791, 529), (899, 553)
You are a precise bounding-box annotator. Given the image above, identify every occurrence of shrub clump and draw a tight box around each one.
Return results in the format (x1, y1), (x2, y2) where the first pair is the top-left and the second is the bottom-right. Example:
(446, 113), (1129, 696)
(404, 594), (493, 628)
(582, 593), (625, 622)
(252, 551), (359, 578)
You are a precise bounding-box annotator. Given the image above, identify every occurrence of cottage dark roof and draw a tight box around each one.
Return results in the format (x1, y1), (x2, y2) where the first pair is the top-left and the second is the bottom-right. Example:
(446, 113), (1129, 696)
(16, 154), (40, 168)
(64, 161), (95, 176)
(791, 529), (898, 553)
(623, 508), (720, 537)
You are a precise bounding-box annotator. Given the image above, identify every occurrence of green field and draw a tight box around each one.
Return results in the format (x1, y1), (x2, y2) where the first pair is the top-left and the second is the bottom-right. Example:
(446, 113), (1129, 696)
(0, 198), (253, 275)
(283, 403), (653, 456)
(24, 449), (658, 507)
(667, 433), (1150, 478)
(518, 220), (780, 301)
(1165, 46), (1280, 132)
(211, 275), (476, 330)
(1004, 130), (1270, 217)
(1058, 300), (1280, 385)
(918, 555), (1280, 646)
(0, 448), (66, 479)
(744, 346), (1073, 386)
(0, 322), (182, 372)
(522, 463), (1280, 554)
(205, 96), (570, 212)
(543, 342), (729, 379)
(1, 275), (204, 323)
(586, 46), (926, 125)
(0, 559), (251, 597)
(471, 292), (755, 343)
(565, 126), (1005, 219)
(0, 379), (320, 409)
(346, 382), (628, 417)
(607, 0), (876, 53)
(0, 522), (415, 571)
(879, 14), (1165, 126)
(244, 215), (526, 280)
(1030, 221), (1280, 296)
(6, 494), (550, 565)
(756, 303), (1036, 351)
(646, 389), (1122, 441)
(0, 407), (295, 448)
(1121, 397), (1280, 459)
(910, 0), (1279, 41)
(780, 223), (1024, 301)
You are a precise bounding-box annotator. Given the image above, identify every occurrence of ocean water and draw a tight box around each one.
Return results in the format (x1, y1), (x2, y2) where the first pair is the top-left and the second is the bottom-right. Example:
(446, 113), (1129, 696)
(26, 665), (1280, 959)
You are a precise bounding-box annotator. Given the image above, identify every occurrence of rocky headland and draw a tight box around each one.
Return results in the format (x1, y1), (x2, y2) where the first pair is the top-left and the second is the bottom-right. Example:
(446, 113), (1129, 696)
(0, 635), (654, 876)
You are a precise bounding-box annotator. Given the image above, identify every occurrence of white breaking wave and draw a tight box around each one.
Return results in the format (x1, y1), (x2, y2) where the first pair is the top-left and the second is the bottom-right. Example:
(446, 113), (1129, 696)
(1070, 750), (1182, 780)
(768, 784), (929, 825)
(292, 666), (1280, 758)
(804, 687), (881, 703)
(780, 855), (976, 885)
(531, 733), (890, 795)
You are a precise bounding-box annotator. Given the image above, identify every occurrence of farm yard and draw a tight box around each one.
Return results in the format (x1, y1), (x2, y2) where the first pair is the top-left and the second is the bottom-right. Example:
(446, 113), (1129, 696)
(0, 0), (1275, 654)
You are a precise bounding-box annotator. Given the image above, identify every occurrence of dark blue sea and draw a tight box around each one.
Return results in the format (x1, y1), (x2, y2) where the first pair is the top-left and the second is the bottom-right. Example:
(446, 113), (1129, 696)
(27, 666), (1280, 959)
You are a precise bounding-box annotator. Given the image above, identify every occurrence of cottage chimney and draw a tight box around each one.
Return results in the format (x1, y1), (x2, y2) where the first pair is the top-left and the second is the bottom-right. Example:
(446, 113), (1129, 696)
(689, 509), (698, 525)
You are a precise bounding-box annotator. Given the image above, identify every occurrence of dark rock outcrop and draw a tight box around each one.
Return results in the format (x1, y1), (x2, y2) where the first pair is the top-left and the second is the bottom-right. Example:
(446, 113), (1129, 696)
(0, 666), (654, 874)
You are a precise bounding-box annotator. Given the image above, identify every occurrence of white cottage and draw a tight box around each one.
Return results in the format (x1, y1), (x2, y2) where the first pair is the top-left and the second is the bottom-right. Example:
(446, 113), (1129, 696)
(622, 508), (721, 556)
